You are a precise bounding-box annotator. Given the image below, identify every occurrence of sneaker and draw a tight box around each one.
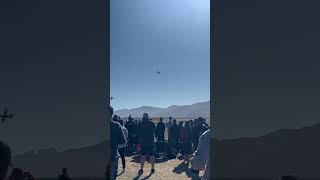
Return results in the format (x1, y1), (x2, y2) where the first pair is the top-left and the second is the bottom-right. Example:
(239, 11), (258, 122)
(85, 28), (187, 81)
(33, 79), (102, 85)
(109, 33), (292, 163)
(151, 169), (155, 173)
(138, 169), (143, 175)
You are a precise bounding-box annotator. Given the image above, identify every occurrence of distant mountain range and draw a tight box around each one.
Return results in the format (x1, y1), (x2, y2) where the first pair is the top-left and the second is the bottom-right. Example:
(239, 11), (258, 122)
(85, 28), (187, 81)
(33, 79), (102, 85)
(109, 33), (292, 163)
(12, 141), (107, 178)
(213, 122), (320, 178)
(115, 101), (210, 118)
(12, 122), (320, 178)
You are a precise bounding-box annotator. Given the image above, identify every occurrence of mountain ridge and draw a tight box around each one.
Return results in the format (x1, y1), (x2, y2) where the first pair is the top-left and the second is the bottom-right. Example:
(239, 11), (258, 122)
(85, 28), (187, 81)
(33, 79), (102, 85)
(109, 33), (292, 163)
(114, 101), (210, 118)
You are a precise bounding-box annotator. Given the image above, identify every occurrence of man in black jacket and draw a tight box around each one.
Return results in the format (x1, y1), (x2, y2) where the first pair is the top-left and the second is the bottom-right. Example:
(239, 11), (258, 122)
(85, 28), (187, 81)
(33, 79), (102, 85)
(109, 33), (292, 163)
(125, 116), (136, 153)
(138, 113), (156, 175)
(155, 117), (165, 142)
(169, 119), (180, 153)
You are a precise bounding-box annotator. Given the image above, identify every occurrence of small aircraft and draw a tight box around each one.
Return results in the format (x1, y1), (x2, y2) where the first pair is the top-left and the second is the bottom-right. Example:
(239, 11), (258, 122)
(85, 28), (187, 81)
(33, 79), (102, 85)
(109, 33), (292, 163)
(156, 70), (160, 75)
(110, 96), (115, 100)
(0, 108), (13, 124)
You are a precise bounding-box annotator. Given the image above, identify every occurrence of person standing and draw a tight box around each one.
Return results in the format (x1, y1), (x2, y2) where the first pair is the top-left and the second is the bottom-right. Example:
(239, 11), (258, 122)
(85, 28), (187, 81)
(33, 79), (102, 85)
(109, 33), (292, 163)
(192, 117), (208, 151)
(166, 117), (173, 140)
(169, 119), (180, 153)
(180, 121), (192, 163)
(109, 107), (126, 180)
(137, 113), (156, 175)
(58, 168), (71, 180)
(118, 119), (128, 170)
(191, 129), (210, 180)
(155, 117), (165, 142)
(125, 116), (135, 153)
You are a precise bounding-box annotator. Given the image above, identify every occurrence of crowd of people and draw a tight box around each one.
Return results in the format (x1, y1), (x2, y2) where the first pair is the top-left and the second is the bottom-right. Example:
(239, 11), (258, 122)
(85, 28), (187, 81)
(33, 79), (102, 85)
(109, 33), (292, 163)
(109, 105), (211, 180)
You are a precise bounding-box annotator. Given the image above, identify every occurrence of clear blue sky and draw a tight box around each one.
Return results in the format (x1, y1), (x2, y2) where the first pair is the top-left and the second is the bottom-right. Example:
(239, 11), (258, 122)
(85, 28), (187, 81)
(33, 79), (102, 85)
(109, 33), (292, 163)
(111, 0), (210, 110)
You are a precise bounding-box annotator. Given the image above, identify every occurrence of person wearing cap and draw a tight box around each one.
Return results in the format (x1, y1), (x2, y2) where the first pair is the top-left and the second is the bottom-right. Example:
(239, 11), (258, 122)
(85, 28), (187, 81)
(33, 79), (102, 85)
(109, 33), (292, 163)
(137, 113), (156, 175)
(0, 141), (11, 180)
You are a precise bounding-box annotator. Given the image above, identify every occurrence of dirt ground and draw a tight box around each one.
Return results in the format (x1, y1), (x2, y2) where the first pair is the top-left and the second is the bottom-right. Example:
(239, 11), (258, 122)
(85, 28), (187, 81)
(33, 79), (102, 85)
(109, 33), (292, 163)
(117, 155), (204, 180)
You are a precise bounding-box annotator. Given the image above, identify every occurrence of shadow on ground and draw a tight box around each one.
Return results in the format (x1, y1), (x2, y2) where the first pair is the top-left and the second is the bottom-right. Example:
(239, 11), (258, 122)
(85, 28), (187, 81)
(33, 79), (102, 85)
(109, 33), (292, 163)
(173, 162), (201, 180)
(130, 155), (169, 164)
(132, 171), (155, 180)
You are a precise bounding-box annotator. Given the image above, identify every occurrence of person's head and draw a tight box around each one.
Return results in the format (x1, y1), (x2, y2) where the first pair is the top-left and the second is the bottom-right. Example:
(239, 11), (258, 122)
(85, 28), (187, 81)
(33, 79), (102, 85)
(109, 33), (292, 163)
(198, 117), (204, 123)
(112, 115), (118, 121)
(8, 168), (23, 180)
(62, 168), (67, 175)
(119, 119), (124, 126)
(179, 121), (183, 126)
(169, 117), (172, 121)
(0, 141), (11, 180)
(142, 113), (149, 121)
(185, 121), (190, 127)
(173, 119), (177, 124)
(160, 117), (163, 122)
(109, 106), (113, 119)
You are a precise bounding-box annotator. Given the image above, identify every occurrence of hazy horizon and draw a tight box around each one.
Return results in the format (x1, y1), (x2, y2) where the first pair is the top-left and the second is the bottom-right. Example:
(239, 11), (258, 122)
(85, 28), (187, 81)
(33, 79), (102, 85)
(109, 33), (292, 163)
(114, 100), (210, 111)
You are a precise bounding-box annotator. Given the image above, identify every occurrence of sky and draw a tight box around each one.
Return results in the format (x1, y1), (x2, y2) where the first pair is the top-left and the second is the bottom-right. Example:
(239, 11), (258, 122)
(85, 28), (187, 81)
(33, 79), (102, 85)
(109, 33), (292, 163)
(214, 0), (320, 139)
(0, 1), (107, 154)
(110, 0), (210, 110)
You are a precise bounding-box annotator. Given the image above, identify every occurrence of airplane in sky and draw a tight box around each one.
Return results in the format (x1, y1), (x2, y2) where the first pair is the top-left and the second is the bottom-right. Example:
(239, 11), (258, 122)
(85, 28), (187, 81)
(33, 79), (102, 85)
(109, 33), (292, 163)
(110, 96), (115, 100)
(1, 107), (13, 124)
(156, 70), (160, 75)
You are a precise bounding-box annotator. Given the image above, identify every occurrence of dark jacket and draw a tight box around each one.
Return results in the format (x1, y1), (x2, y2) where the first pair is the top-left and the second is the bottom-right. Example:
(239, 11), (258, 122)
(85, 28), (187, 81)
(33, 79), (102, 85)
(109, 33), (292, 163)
(110, 120), (125, 162)
(138, 119), (156, 146)
(155, 122), (165, 137)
